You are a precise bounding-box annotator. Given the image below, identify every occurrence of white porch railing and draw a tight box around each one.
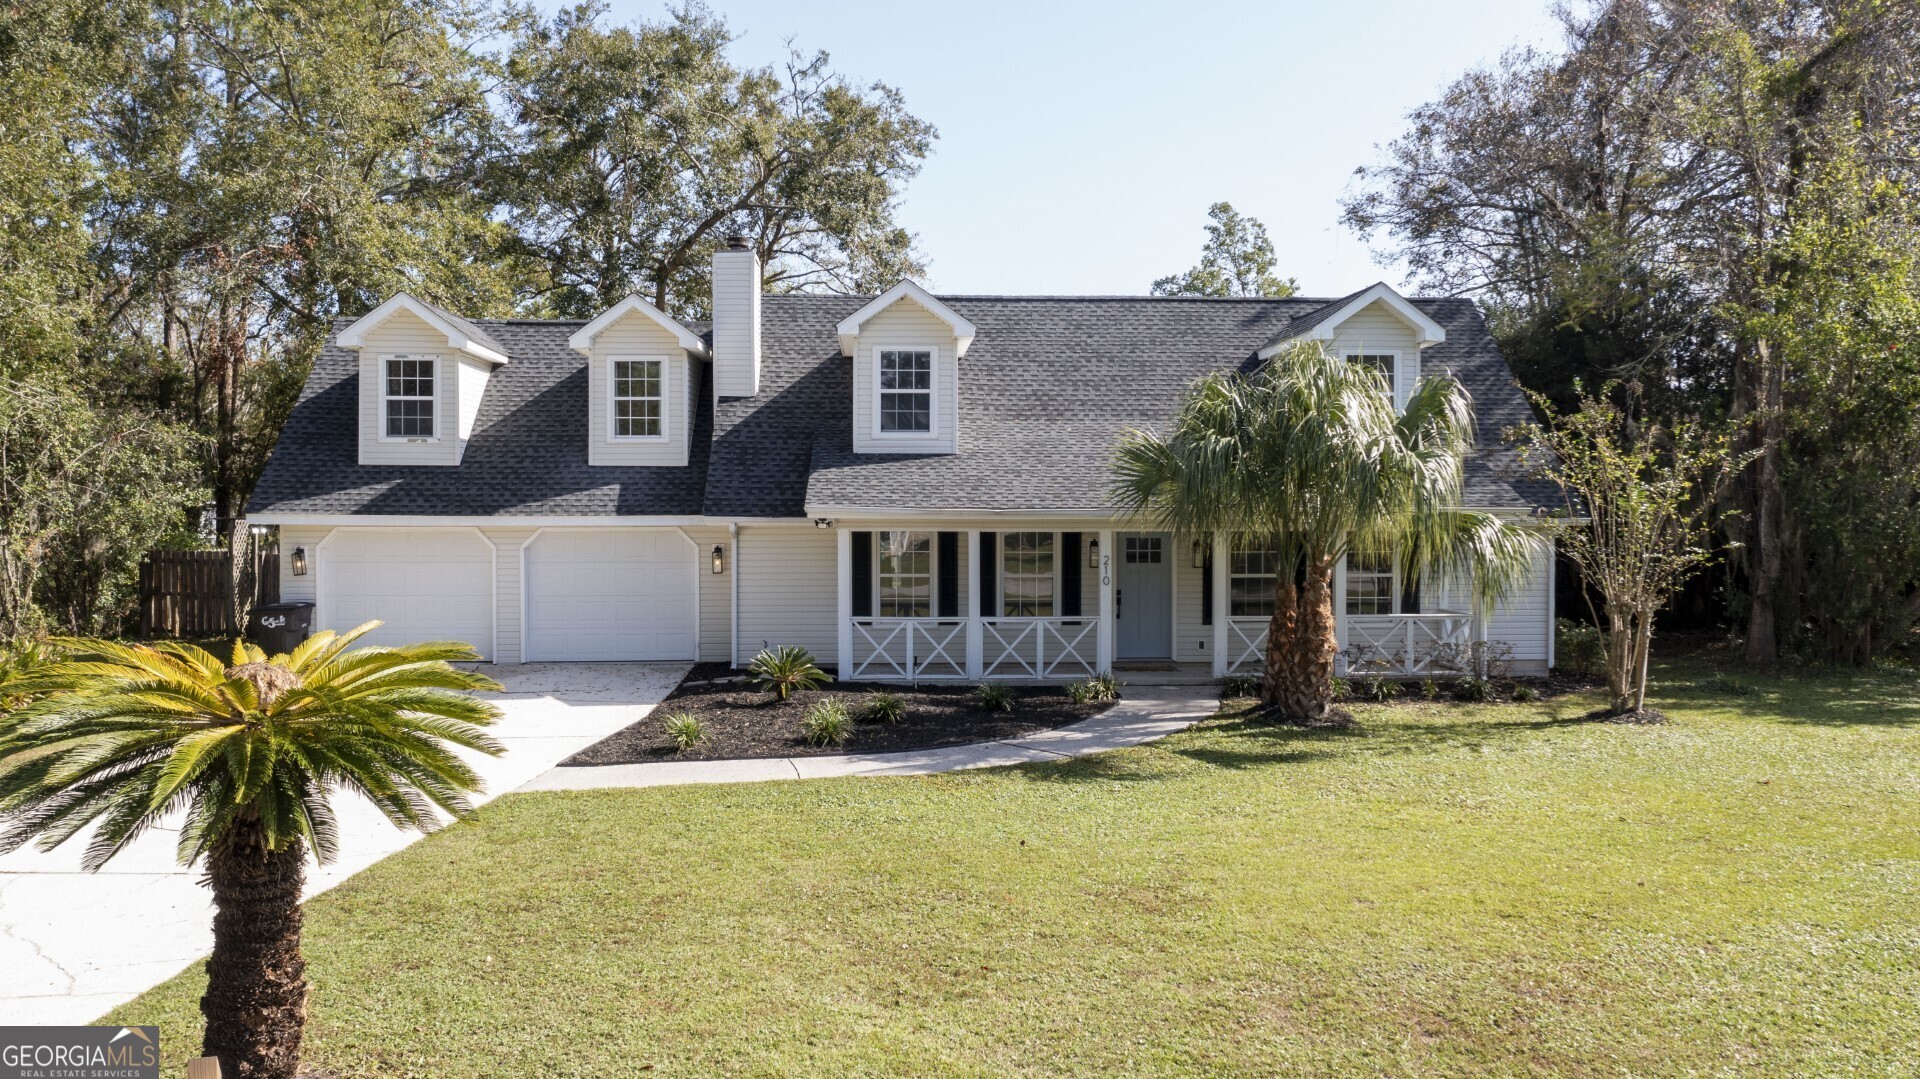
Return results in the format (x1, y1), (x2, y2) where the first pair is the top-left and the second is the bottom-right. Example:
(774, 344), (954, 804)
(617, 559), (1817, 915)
(1222, 611), (1477, 678)
(1342, 612), (1474, 677)
(847, 618), (968, 681)
(981, 617), (1098, 680)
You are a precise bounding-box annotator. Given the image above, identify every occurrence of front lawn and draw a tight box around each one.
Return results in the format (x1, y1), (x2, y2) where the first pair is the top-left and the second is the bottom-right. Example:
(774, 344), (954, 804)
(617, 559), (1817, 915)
(110, 658), (1920, 1075)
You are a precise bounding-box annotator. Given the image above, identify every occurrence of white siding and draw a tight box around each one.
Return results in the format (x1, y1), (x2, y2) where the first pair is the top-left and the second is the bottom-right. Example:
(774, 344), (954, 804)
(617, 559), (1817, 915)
(276, 527), (329, 605)
(455, 355), (491, 463)
(587, 310), (695, 467)
(1173, 533), (1211, 664)
(1328, 301), (1422, 411)
(736, 525), (840, 665)
(711, 248), (761, 397)
(682, 525), (733, 662)
(1486, 544), (1553, 673)
(850, 300), (959, 454)
(481, 527), (539, 663)
(356, 310), (466, 466)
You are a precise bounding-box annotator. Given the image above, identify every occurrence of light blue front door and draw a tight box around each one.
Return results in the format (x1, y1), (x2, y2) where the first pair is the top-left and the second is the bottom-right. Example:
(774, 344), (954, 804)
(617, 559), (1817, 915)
(1115, 532), (1173, 660)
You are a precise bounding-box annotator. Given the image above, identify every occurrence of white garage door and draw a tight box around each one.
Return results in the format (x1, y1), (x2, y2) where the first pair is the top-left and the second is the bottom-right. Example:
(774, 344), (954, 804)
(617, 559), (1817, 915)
(524, 529), (697, 661)
(321, 530), (494, 658)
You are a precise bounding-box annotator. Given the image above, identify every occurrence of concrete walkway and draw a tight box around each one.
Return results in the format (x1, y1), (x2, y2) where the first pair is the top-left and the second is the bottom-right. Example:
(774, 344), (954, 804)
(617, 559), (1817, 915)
(518, 686), (1219, 792)
(0, 662), (688, 1025)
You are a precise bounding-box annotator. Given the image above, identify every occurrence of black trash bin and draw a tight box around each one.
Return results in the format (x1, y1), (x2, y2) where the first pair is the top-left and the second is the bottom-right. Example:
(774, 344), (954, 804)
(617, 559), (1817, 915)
(248, 601), (314, 654)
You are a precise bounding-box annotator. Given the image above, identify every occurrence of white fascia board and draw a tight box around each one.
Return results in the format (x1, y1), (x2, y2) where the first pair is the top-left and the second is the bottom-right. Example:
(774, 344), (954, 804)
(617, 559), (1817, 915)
(336, 293), (510, 366)
(567, 294), (710, 356)
(835, 281), (977, 357)
(1255, 282), (1447, 359)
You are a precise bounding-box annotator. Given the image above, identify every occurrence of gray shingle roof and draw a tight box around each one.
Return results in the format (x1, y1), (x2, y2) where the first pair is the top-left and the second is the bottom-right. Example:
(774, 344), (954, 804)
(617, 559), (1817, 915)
(248, 293), (1554, 518)
(1253, 285), (1372, 352)
(413, 294), (507, 360)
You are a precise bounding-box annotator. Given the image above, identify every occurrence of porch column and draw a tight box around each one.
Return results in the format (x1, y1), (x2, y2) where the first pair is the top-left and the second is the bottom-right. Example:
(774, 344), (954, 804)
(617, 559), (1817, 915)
(1096, 528), (1115, 673)
(836, 528), (853, 680)
(965, 530), (983, 679)
(1211, 531), (1230, 676)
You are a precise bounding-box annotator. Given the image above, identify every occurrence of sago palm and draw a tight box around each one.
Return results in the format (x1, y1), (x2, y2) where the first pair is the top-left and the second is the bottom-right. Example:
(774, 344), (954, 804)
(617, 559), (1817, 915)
(1111, 341), (1543, 720)
(0, 624), (504, 1079)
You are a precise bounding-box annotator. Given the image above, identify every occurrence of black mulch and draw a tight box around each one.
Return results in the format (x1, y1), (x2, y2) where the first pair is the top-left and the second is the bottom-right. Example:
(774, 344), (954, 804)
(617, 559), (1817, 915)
(560, 663), (1113, 765)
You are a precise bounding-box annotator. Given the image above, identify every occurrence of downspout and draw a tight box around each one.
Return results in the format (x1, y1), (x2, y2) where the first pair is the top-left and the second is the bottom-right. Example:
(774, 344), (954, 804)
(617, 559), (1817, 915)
(729, 522), (740, 669)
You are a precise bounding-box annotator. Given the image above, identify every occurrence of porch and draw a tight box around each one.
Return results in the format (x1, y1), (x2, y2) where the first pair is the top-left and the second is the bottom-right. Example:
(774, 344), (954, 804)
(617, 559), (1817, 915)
(833, 527), (1486, 684)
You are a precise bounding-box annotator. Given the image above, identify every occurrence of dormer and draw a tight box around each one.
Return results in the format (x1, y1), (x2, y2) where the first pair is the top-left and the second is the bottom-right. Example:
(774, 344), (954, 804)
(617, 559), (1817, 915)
(338, 294), (509, 466)
(568, 295), (709, 467)
(837, 281), (976, 455)
(1255, 282), (1446, 411)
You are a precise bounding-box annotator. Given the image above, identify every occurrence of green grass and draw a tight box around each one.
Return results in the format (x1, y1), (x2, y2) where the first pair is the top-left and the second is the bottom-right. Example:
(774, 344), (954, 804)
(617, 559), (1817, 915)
(110, 659), (1920, 1076)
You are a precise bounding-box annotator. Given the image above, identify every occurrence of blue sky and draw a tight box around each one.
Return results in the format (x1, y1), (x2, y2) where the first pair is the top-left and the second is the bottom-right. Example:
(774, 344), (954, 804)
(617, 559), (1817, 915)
(585, 0), (1568, 298)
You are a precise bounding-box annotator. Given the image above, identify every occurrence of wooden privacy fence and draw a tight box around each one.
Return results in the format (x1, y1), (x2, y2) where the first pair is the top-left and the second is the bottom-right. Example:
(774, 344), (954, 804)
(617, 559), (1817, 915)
(138, 546), (279, 639)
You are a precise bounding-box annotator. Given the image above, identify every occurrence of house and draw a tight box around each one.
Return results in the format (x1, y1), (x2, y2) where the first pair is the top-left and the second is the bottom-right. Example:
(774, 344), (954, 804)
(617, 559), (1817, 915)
(246, 238), (1559, 681)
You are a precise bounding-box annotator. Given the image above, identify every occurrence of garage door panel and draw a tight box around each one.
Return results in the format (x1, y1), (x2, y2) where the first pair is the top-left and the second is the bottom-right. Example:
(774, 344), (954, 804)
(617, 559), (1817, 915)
(524, 530), (696, 661)
(323, 530), (494, 658)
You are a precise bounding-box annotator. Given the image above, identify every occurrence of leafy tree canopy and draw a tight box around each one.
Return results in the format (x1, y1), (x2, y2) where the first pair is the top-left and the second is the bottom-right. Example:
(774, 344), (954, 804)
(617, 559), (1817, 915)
(1152, 202), (1297, 299)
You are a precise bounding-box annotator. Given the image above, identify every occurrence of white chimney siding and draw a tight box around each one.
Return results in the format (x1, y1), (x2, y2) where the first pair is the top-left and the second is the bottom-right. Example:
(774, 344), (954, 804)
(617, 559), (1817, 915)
(711, 242), (762, 397)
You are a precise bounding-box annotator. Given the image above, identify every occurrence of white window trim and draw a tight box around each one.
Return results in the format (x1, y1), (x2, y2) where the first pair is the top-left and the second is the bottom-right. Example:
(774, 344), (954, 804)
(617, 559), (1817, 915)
(870, 343), (939, 441)
(1346, 350), (1399, 406)
(607, 354), (670, 442)
(1227, 534), (1280, 619)
(379, 353), (440, 443)
(999, 530), (1059, 618)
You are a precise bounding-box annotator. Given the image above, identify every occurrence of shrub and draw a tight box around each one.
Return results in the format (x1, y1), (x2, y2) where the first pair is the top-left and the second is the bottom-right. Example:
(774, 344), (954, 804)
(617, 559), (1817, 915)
(1555, 618), (1605, 678)
(1329, 676), (1352, 699)
(660, 712), (706, 751)
(1069, 673), (1121, 705)
(862, 691), (906, 724)
(1510, 683), (1539, 703)
(1421, 677), (1441, 700)
(1362, 678), (1397, 702)
(973, 682), (1013, 712)
(1457, 676), (1496, 703)
(801, 697), (854, 746)
(747, 645), (830, 701)
(1217, 673), (1260, 698)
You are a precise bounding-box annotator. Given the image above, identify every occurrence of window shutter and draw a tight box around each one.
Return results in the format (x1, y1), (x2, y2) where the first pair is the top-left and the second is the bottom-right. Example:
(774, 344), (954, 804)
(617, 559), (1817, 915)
(1060, 532), (1082, 617)
(851, 531), (873, 617)
(979, 533), (997, 616)
(1401, 579), (1422, 615)
(936, 532), (959, 617)
(1202, 544), (1214, 626)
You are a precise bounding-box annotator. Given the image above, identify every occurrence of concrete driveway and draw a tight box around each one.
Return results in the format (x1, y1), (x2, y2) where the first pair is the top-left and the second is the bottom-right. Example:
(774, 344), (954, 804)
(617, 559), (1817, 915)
(0, 661), (686, 1024)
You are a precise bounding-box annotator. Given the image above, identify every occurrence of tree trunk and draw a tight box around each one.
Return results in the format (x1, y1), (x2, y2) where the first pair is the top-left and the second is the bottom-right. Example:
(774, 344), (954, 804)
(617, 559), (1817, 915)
(1604, 608), (1635, 714)
(201, 813), (308, 1079)
(1261, 561), (1338, 722)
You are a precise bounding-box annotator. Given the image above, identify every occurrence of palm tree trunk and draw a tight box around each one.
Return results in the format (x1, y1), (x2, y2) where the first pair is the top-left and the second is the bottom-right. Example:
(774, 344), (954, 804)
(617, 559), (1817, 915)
(201, 812), (308, 1079)
(1261, 561), (1338, 721)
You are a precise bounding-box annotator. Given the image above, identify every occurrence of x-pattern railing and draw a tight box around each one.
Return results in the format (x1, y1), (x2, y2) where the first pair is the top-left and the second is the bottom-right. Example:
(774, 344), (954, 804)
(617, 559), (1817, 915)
(982, 618), (1097, 680)
(1341, 613), (1472, 677)
(1227, 619), (1268, 674)
(849, 618), (967, 681)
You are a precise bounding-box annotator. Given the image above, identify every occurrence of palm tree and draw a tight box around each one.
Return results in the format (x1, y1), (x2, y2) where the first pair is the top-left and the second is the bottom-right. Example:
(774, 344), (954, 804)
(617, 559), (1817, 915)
(0, 624), (504, 1079)
(1112, 342), (1543, 721)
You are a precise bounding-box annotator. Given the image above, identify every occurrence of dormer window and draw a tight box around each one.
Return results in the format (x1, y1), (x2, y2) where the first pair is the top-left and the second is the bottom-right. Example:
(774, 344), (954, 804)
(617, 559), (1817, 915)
(611, 356), (667, 439)
(1348, 353), (1396, 398)
(877, 349), (933, 434)
(384, 355), (437, 439)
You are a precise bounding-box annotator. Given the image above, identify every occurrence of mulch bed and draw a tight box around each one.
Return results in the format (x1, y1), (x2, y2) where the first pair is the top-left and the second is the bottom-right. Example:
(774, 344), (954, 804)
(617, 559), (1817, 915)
(561, 663), (1112, 765)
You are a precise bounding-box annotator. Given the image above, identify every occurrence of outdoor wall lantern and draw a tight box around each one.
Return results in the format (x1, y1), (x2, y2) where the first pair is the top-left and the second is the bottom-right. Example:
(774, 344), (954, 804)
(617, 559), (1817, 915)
(290, 546), (308, 576)
(1191, 539), (1206, 569)
(712, 544), (726, 574)
(1088, 538), (1100, 568)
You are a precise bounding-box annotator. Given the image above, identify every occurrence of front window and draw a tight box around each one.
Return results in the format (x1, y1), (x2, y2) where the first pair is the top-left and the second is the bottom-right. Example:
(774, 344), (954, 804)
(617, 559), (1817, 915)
(876, 531), (933, 617)
(1229, 535), (1280, 617)
(878, 349), (932, 433)
(1348, 353), (1395, 399)
(384, 356), (435, 438)
(1001, 532), (1055, 617)
(1345, 547), (1396, 615)
(612, 358), (665, 438)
